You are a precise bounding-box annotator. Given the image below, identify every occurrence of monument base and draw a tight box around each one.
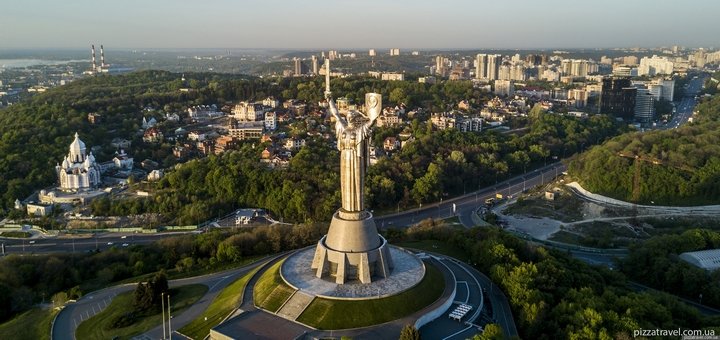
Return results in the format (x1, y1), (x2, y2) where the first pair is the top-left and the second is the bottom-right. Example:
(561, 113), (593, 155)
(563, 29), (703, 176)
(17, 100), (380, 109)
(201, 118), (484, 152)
(311, 211), (394, 284)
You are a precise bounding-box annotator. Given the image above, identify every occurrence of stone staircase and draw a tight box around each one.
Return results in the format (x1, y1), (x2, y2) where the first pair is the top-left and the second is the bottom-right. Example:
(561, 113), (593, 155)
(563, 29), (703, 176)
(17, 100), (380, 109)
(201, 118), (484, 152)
(276, 290), (315, 321)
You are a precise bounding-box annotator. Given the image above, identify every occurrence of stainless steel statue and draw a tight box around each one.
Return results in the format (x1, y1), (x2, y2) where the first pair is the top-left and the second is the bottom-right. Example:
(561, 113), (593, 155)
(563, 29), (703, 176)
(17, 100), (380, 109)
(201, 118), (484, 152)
(311, 59), (393, 284)
(326, 87), (381, 212)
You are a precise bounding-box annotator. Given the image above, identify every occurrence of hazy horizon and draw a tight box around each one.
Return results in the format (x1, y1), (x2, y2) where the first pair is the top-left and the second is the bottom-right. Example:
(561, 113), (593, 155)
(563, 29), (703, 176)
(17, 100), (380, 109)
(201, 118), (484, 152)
(1, 0), (718, 50)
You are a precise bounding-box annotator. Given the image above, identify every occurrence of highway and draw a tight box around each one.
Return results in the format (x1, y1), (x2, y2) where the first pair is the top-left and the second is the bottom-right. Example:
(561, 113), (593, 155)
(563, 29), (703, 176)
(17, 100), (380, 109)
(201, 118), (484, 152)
(660, 74), (706, 130)
(376, 162), (567, 229)
(0, 232), (181, 255)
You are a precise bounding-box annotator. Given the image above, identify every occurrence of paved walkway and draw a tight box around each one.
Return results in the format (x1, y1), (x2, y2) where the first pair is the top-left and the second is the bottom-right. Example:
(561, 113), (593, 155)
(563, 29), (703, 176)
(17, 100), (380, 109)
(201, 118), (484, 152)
(281, 247), (425, 299)
(567, 181), (720, 215)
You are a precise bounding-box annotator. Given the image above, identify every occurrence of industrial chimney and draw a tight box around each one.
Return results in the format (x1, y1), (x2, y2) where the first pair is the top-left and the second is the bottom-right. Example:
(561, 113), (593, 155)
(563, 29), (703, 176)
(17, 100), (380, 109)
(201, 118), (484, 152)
(100, 45), (106, 68)
(91, 44), (97, 72)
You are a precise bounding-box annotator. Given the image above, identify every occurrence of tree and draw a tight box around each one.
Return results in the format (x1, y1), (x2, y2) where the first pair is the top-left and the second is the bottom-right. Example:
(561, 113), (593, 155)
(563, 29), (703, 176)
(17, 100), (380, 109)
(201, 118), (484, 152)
(52, 291), (68, 309)
(133, 270), (168, 312)
(399, 324), (421, 340)
(474, 323), (504, 340)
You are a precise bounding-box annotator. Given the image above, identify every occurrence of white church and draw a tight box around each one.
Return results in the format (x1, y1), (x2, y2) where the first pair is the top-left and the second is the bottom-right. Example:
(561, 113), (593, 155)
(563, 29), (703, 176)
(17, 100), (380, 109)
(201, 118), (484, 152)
(55, 133), (102, 191)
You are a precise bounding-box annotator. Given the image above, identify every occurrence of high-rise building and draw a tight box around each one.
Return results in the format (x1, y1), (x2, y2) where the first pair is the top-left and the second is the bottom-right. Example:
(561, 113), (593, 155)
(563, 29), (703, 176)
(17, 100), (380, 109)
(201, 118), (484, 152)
(510, 65), (526, 81)
(634, 88), (655, 124)
(561, 60), (572, 75)
(638, 56), (674, 76)
(389, 48), (400, 56)
(311, 55), (319, 75)
(570, 60), (588, 77)
(487, 54), (501, 80)
(498, 65), (510, 80)
(494, 80), (514, 97)
(601, 78), (637, 120)
(568, 89), (588, 108)
(293, 58), (304, 76)
(436, 55), (447, 77)
(525, 54), (544, 66)
(694, 50), (707, 67)
(369, 49), (376, 57)
(623, 56), (639, 65)
(475, 54), (487, 79)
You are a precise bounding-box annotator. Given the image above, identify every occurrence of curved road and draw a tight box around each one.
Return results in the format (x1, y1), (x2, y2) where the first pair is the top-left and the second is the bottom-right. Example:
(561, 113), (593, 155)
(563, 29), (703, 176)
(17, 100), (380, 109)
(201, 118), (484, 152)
(376, 162), (566, 229)
(52, 256), (276, 340)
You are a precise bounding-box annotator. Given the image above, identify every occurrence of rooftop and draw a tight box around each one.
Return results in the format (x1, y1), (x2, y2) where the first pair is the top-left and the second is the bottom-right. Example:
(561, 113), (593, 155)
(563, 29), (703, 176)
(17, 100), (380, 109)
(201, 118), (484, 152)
(679, 249), (720, 271)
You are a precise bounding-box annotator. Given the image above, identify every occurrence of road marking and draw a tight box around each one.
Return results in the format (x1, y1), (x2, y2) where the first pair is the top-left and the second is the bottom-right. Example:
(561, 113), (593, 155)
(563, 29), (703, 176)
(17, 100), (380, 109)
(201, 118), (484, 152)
(457, 281), (470, 304)
(209, 276), (230, 291)
(442, 325), (473, 340)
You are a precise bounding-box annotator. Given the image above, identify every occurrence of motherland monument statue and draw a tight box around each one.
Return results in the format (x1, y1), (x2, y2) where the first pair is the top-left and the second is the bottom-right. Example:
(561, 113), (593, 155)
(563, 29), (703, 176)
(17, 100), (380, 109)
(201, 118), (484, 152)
(311, 58), (394, 284)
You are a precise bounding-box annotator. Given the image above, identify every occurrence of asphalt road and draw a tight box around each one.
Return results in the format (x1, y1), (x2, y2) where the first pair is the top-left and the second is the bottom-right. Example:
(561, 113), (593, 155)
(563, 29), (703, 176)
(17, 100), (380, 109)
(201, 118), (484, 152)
(0, 232), (183, 255)
(376, 162), (567, 229)
(659, 75), (706, 130)
(52, 257), (274, 340)
(419, 257), (518, 340)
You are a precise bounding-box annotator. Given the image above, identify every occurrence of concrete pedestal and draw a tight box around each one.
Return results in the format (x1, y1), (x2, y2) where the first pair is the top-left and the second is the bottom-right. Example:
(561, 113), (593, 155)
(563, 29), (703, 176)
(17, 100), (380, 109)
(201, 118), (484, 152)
(311, 211), (394, 284)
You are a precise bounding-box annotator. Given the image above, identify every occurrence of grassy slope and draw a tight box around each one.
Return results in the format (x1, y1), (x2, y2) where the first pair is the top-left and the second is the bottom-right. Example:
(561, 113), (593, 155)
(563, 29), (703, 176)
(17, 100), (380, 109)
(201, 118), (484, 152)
(0, 307), (57, 340)
(296, 264), (444, 330)
(253, 260), (295, 313)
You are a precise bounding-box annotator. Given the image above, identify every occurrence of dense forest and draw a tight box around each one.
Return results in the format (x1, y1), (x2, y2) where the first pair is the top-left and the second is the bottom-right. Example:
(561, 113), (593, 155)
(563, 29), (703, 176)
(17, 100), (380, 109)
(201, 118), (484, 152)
(620, 229), (720, 308)
(569, 83), (720, 205)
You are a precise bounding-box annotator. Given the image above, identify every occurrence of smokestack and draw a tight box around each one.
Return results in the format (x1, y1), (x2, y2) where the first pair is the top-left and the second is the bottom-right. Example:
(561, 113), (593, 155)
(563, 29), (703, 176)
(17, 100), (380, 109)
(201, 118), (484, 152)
(100, 45), (105, 67)
(91, 44), (96, 72)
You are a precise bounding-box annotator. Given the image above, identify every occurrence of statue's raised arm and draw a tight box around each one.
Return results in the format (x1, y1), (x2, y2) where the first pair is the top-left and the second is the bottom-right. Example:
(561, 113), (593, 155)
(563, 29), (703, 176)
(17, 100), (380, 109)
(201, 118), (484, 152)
(326, 92), (342, 123)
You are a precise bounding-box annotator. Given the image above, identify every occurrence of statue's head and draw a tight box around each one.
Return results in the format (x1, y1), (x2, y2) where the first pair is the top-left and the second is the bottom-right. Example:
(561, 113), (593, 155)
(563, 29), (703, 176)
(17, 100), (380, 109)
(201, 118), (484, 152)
(345, 111), (357, 127)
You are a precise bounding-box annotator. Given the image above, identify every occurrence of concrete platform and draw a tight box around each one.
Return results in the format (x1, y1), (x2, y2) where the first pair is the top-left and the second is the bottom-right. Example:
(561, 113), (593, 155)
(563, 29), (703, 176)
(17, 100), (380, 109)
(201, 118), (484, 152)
(282, 246), (425, 299)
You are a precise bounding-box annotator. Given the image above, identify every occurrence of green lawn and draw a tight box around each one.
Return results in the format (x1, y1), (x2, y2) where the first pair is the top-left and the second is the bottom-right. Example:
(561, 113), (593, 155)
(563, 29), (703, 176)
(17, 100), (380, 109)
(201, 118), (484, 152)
(0, 231), (31, 238)
(395, 239), (469, 261)
(253, 260), (295, 313)
(0, 307), (57, 340)
(178, 267), (260, 340)
(296, 264), (444, 330)
(76, 284), (208, 340)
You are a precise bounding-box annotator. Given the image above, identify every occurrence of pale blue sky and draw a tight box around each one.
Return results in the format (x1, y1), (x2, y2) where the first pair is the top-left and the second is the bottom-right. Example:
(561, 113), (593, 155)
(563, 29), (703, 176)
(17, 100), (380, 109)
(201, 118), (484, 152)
(1, 0), (717, 49)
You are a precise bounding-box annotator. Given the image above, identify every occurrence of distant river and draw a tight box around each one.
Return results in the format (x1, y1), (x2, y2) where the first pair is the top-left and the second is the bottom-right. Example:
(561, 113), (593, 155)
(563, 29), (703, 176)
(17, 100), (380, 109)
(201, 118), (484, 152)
(0, 59), (85, 68)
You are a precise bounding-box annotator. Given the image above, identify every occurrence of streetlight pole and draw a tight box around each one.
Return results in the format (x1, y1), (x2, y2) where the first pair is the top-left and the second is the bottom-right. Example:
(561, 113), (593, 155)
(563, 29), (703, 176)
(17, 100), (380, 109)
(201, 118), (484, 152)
(167, 294), (172, 337)
(161, 292), (166, 340)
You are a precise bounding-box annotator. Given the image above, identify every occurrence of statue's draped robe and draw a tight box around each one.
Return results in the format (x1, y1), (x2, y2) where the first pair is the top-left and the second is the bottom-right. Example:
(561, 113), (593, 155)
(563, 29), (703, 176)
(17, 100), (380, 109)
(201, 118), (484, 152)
(335, 116), (371, 212)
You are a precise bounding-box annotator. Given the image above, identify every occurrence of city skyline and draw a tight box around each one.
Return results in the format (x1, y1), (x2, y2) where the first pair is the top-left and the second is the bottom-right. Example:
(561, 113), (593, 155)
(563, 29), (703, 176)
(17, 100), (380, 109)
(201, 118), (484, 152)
(1, 0), (719, 50)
